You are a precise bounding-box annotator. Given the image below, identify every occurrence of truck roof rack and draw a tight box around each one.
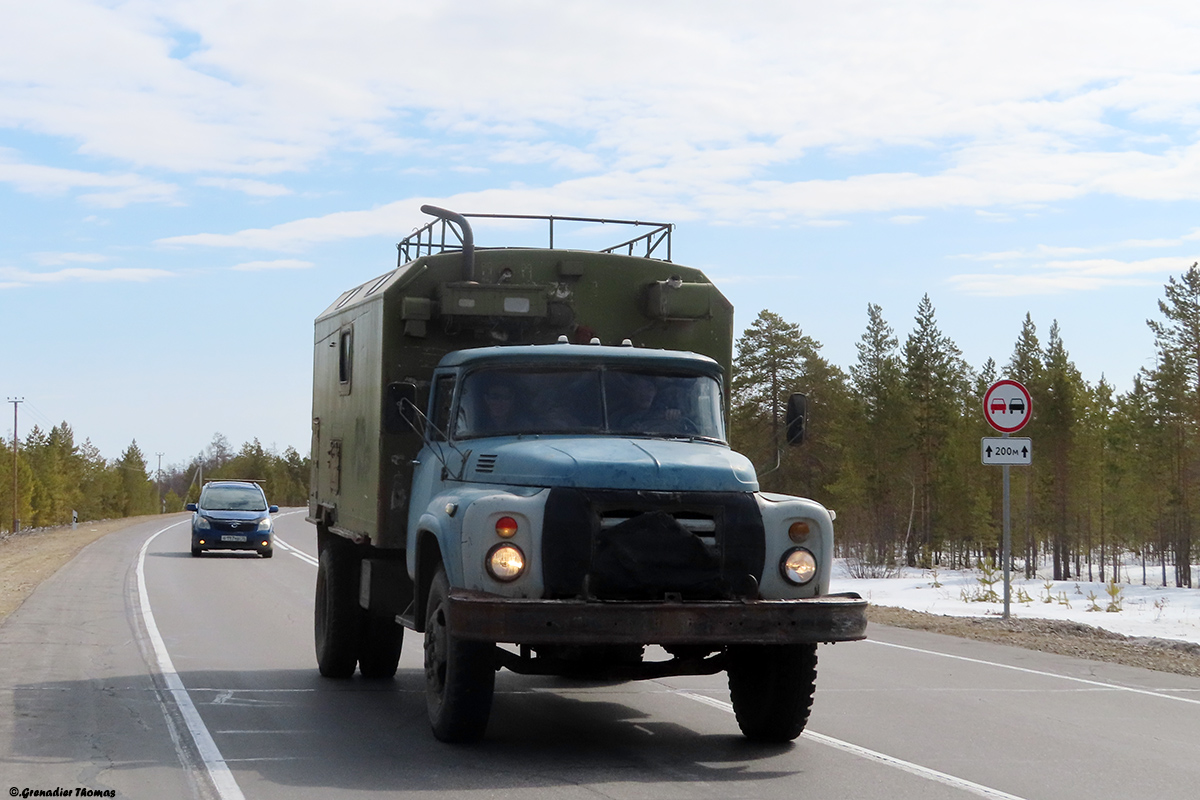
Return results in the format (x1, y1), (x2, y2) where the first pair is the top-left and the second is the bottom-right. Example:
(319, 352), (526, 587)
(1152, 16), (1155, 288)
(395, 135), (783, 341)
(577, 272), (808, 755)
(398, 206), (673, 271)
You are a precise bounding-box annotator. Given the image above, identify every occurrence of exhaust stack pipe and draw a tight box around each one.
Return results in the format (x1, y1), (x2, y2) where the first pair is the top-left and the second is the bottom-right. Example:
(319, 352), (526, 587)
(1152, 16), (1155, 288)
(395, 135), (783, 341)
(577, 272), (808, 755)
(420, 204), (475, 282)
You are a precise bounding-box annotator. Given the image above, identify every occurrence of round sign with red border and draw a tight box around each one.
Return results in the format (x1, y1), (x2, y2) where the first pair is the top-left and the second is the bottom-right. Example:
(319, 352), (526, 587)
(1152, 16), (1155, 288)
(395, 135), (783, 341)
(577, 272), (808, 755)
(983, 379), (1032, 433)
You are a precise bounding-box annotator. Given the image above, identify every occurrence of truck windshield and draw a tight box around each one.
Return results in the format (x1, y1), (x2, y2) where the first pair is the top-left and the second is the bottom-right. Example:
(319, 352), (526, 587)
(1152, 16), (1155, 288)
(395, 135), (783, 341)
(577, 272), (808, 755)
(455, 367), (724, 441)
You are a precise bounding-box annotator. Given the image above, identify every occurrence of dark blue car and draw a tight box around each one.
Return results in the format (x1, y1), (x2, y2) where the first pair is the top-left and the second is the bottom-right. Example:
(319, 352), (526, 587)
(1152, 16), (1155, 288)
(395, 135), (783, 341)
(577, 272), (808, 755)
(187, 480), (278, 558)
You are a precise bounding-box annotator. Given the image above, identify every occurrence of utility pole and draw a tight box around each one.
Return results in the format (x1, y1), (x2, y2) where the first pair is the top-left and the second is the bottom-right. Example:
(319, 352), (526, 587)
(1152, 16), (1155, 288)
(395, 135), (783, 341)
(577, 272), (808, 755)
(156, 452), (165, 513)
(8, 397), (23, 534)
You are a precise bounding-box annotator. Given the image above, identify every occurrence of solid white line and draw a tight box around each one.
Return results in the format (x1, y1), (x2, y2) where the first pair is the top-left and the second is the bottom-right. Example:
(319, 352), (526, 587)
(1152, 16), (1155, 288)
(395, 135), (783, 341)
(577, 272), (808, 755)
(677, 691), (1028, 800)
(137, 521), (246, 800)
(866, 639), (1200, 705)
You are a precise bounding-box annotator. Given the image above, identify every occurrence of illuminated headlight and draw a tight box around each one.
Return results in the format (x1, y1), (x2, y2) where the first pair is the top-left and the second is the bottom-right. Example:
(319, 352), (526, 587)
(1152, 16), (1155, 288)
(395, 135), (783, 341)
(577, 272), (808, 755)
(195, 517), (211, 530)
(257, 518), (272, 531)
(780, 548), (817, 585)
(486, 543), (525, 582)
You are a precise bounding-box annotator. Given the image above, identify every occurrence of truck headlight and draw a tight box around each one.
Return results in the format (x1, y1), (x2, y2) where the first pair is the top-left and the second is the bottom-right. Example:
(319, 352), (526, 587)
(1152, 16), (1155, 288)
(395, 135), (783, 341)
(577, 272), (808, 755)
(486, 543), (525, 582)
(780, 548), (817, 585)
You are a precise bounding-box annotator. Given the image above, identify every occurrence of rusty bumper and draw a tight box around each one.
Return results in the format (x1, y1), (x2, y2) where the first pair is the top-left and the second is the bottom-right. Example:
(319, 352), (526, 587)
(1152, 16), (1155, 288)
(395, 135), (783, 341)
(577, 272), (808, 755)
(446, 591), (868, 645)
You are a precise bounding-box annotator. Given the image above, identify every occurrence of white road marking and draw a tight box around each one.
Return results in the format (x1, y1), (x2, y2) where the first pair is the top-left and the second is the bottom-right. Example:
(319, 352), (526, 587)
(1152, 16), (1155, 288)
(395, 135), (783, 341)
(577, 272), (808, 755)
(677, 691), (1028, 800)
(137, 521), (246, 800)
(274, 536), (318, 566)
(866, 639), (1200, 705)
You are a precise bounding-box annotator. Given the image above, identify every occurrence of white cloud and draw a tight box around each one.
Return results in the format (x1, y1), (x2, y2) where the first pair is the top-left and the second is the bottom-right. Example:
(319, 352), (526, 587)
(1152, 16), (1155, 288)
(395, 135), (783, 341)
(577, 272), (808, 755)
(0, 266), (174, 287)
(196, 177), (292, 197)
(7, 1), (1200, 222)
(949, 255), (1199, 297)
(0, 149), (179, 206)
(157, 200), (423, 250)
(31, 252), (109, 266)
(890, 215), (925, 225)
(957, 228), (1200, 262)
(230, 259), (313, 271)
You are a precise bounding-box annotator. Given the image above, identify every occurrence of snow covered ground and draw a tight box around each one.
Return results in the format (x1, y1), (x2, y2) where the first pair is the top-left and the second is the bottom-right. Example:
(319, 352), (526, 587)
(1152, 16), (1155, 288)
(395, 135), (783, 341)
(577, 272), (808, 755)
(830, 561), (1200, 645)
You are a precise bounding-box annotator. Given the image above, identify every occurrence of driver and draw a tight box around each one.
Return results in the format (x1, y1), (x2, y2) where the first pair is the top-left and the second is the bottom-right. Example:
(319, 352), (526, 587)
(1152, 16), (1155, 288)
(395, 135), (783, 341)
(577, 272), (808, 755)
(615, 375), (693, 434)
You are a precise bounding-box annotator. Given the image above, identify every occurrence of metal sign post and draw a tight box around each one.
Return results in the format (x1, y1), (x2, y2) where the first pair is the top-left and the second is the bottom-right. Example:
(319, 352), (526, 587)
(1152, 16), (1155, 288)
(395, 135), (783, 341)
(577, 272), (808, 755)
(982, 380), (1032, 620)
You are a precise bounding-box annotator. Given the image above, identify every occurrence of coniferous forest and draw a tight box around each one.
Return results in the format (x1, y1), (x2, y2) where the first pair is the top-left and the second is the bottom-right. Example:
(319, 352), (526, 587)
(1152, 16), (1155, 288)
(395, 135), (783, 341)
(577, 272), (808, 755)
(3, 266), (1199, 590)
(0, 432), (309, 530)
(732, 265), (1200, 589)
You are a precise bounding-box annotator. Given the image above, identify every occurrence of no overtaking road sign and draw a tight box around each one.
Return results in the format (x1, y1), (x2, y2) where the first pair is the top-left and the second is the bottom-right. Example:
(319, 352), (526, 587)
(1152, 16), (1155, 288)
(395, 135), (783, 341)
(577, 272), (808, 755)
(983, 379), (1031, 433)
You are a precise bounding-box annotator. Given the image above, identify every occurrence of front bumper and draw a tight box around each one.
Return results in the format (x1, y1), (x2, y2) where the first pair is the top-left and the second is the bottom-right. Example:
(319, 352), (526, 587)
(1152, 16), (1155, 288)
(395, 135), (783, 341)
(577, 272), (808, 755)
(446, 590), (867, 645)
(193, 532), (272, 552)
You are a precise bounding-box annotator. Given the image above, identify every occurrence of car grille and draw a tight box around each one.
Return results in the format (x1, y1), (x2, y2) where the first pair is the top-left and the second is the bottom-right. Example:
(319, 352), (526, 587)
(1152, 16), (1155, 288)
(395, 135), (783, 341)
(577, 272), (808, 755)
(209, 518), (258, 533)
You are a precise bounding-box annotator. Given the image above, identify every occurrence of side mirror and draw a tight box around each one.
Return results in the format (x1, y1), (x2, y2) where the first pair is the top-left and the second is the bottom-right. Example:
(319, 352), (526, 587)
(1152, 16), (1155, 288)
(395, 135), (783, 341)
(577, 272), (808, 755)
(785, 393), (807, 446)
(268, 505), (279, 514)
(384, 381), (420, 435)
(186, 503), (198, 512)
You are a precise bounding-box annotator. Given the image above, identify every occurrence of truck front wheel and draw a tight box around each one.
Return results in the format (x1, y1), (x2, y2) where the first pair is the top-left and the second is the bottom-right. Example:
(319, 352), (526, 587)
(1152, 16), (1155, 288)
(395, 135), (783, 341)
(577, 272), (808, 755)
(726, 643), (818, 742)
(424, 567), (495, 742)
(314, 540), (361, 678)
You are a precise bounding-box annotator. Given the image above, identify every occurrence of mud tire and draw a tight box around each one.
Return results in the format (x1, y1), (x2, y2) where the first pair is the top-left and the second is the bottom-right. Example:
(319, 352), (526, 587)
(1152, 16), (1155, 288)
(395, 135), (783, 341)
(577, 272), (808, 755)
(315, 537), (362, 678)
(424, 567), (495, 742)
(727, 643), (818, 742)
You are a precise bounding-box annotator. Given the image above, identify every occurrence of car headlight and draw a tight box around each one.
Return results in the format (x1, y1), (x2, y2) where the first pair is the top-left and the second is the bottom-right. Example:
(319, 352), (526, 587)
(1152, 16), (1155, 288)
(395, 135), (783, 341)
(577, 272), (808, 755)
(780, 547), (817, 585)
(257, 518), (272, 531)
(486, 543), (525, 582)
(195, 517), (211, 530)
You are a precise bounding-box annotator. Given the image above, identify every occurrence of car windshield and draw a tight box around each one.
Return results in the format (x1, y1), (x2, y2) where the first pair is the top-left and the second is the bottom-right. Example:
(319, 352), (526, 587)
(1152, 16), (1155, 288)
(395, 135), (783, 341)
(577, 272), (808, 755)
(202, 485), (267, 511)
(454, 366), (725, 441)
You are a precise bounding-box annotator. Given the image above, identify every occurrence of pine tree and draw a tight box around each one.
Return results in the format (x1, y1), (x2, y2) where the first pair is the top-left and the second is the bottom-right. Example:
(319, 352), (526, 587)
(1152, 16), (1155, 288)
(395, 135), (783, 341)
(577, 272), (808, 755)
(902, 295), (971, 567)
(1007, 313), (1045, 577)
(1146, 263), (1200, 587)
(842, 303), (910, 565)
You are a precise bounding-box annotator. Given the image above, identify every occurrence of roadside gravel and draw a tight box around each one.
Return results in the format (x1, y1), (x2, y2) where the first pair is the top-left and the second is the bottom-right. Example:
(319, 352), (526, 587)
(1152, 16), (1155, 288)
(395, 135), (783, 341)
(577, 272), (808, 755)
(0, 516), (162, 623)
(869, 605), (1200, 677)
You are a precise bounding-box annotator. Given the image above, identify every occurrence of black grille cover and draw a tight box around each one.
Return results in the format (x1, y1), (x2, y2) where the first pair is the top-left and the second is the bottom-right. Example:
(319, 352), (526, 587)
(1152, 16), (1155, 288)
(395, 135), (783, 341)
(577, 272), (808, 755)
(542, 488), (765, 600)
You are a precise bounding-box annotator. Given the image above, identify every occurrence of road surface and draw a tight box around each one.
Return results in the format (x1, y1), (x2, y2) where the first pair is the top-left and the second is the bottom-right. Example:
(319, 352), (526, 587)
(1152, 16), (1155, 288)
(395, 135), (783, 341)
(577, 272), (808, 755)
(2, 512), (1198, 799)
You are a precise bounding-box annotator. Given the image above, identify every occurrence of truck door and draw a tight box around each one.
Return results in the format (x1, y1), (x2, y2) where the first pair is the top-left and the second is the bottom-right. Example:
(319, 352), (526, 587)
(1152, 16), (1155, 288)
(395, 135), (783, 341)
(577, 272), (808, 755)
(407, 372), (465, 557)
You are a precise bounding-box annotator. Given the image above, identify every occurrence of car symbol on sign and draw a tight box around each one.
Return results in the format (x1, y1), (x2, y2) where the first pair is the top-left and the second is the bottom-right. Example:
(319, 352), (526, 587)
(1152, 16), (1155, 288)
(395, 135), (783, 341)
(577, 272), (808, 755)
(1009, 398), (1025, 414)
(990, 399), (1007, 414)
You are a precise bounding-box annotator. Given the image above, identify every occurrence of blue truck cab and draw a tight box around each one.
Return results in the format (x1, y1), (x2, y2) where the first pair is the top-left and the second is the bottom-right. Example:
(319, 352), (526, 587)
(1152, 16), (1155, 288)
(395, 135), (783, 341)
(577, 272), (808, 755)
(308, 207), (865, 744)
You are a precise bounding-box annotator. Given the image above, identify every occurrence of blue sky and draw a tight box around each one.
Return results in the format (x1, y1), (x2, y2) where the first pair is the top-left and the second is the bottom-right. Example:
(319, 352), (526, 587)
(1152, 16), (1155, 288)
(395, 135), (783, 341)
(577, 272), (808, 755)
(5, 0), (1200, 467)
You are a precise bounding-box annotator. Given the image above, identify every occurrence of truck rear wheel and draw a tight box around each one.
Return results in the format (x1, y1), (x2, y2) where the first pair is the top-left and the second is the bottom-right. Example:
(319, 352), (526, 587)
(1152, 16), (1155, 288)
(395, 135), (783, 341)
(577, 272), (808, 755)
(726, 643), (818, 742)
(315, 538), (361, 679)
(358, 612), (404, 679)
(424, 567), (495, 742)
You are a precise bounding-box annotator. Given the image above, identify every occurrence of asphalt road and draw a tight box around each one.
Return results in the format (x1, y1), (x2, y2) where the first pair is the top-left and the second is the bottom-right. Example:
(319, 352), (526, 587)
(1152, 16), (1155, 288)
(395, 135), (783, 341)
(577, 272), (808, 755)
(3, 512), (1199, 800)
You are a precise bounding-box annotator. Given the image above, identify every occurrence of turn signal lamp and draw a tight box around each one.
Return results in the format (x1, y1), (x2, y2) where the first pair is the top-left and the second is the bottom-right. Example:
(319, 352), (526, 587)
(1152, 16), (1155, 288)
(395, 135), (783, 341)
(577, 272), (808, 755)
(781, 548), (817, 585)
(788, 521), (811, 543)
(487, 544), (525, 581)
(495, 516), (519, 538)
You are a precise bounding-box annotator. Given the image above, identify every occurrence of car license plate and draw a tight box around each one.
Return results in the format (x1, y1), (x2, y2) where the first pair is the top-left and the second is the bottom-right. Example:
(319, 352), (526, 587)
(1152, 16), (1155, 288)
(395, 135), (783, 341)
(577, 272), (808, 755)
(220, 534), (247, 542)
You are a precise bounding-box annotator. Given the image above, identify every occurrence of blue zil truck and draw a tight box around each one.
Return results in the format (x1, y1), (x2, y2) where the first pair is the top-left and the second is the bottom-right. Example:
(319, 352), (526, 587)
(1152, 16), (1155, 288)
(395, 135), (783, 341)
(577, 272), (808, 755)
(308, 206), (866, 743)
